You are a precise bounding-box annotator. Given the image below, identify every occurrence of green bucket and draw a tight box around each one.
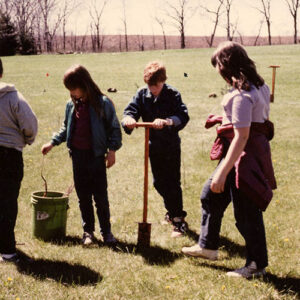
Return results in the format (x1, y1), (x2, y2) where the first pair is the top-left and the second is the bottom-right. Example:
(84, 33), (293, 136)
(31, 191), (68, 241)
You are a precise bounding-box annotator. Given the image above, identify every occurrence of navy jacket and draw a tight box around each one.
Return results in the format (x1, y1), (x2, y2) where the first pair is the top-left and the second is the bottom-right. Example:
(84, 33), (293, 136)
(123, 84), (189, 154)
(52, 95), (122, 157)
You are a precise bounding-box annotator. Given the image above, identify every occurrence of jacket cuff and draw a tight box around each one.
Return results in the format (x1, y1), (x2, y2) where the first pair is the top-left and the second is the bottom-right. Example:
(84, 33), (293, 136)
(170, 116), (182, 127)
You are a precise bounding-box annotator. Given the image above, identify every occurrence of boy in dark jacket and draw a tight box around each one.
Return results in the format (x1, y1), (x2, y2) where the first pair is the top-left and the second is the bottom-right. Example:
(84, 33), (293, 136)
(122, 61), (189, 237)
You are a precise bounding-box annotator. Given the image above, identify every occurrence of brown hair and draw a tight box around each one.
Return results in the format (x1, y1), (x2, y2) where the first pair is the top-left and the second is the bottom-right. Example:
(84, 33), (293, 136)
(0, 58), (3, 76)
(143, 61), (167, 85)
(63, 64), (104, 116)
(211, 41), (264, 91)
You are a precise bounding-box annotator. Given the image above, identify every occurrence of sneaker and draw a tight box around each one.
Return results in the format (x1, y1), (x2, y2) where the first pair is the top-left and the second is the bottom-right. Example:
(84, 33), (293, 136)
(0, 254), (20, 263)
(182, 244), (218, 260)
(171, 217), (188, 238)
(82, 232), (94, 246)
(226, 261), (266, 279)
(103, 233), (117, 245)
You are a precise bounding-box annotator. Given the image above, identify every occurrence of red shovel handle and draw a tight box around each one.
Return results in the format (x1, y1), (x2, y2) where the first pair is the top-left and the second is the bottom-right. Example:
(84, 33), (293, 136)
(135, 122), (154, 128)
(134, 122), (154, 223)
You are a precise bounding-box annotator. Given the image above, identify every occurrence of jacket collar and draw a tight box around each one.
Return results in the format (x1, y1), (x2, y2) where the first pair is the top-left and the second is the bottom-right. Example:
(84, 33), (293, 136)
(145, 83), (166, 102)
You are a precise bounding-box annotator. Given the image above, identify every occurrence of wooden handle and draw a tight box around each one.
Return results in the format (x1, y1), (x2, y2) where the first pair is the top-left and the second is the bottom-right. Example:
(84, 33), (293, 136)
(269, 65), (280, 103)
(135, 122), (154, 128)
(143, 127), (150, 223)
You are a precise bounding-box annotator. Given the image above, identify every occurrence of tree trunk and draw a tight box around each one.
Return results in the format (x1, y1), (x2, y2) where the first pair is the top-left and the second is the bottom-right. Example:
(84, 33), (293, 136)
(294, 14), (297, 44)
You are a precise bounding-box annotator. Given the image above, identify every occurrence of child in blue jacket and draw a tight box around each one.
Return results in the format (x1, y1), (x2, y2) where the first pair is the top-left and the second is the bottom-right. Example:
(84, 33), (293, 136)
(42, 65), (122, 246)
(122, 61), (189, 237)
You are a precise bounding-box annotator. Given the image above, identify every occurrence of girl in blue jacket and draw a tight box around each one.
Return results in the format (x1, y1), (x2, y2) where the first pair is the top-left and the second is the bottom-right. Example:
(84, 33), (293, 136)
(42, 65), (122, 246)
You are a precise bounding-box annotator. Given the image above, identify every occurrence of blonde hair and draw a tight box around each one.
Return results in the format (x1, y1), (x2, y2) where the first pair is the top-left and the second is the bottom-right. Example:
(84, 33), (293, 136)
(143, 61), (167, 85)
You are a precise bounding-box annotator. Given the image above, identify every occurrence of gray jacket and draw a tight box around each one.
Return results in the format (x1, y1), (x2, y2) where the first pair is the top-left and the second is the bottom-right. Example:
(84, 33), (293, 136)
(0, 82), (38, 151)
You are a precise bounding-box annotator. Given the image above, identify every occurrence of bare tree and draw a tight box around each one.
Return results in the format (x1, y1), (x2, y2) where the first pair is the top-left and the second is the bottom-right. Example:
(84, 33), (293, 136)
(285, 0), (300, 44)
(5, 0), (38, 53)
(155, 17), (167, 49)
(38, 0), (63, 52)
(201, 0), (224, 47)
(237, 30), (244, 45)
(89, 0), (108, 52)
(166, 0), (193, 49)
(253, 19), (264, 46)
(61, 0), (78, 52)
(121, 0), (128, 51)
(254, 0), (272, 45)
(0, 0), (14, 17)
(224, 0), (235, 40)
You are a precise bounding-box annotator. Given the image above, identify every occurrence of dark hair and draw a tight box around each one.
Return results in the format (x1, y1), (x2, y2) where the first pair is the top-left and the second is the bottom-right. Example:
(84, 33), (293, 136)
(211, 41), (264, 91)
(63, 65), (104, 116)
(0, 58), (3, 76)
(143, 61), (167, 85)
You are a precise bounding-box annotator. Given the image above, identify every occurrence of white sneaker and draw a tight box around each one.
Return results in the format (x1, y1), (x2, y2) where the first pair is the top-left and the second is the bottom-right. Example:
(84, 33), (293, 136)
(226, 261), (266, 279)
(82, 232), (94, 246)
(181, 244), (218, 260)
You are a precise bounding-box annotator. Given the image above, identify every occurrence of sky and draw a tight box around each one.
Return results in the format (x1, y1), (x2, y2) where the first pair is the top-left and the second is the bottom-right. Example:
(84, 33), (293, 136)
(67, 0), (294, 37)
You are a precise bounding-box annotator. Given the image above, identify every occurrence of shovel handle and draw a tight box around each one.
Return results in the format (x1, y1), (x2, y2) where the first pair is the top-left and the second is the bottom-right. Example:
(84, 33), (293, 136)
(135, 122), (154, 128)
(143, 127), (150, 223)
(269, 65), (280, 103)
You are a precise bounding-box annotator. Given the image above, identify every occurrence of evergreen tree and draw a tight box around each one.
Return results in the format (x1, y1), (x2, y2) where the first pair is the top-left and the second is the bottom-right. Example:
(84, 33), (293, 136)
(19, 31), (37, 55)
(0, 13), (18, 56)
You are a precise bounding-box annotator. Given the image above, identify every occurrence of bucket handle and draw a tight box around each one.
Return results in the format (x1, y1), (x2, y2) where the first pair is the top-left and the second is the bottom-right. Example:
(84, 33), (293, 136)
(41, 155), (48, 197)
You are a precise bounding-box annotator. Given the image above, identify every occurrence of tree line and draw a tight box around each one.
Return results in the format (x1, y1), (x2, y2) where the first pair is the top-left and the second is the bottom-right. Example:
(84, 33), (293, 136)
(0, 0), (299, 56)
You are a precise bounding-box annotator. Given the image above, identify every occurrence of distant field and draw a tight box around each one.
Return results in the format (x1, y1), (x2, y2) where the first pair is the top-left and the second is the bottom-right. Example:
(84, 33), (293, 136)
(0, 45), (299, 299)
(55, 34), (296, 53)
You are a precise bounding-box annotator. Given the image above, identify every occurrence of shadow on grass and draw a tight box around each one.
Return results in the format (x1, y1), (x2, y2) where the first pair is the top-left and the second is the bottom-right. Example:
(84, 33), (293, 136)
(263, 274), (300, 298)
(186, 228), (246, 259)
(15, 250), (102, 286)
(112, 240), (182, 266)
(194, 260), (300, 297)
(47, 235), (181, 266)
(219, 236), (246, 259)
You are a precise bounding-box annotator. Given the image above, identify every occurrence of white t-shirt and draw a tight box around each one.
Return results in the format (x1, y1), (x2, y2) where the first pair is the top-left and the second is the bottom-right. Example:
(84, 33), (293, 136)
(221, 83), (270, 128)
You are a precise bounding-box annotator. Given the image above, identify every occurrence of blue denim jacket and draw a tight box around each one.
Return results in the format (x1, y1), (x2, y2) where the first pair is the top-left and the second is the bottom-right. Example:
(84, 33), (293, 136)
(123, 84), (189, 154)
(52, 95), (122, 157)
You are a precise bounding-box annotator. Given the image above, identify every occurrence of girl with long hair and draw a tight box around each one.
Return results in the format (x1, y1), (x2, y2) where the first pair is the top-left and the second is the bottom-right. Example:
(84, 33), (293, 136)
(42, 65), (122, 246)
(182, 41), (276, 278)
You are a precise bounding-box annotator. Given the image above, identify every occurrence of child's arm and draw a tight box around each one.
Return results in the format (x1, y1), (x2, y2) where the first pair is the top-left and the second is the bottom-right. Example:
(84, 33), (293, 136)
(169, 90), (189, 131)
(122, 91), (142, 134)
(103, 97), (122, 156)
(41, 101), (70, 155)
(14, 92), (38, 145)
(51, 102), (70, 146)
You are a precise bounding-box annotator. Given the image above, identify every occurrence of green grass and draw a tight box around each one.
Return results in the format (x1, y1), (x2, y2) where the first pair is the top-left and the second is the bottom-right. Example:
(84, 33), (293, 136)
(0, 45), (300, 299)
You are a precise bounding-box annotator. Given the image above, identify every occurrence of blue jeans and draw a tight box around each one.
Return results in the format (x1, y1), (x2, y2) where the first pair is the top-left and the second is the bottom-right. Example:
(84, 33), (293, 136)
(199, 161), (268, 269)
(149, 149), (186, 218)
(0, 146), (23, 254)
(71, 148), (111, 235)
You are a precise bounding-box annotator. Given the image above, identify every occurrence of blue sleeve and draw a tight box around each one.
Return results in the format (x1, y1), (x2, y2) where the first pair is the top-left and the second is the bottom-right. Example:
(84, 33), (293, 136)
(122, 90), (142, 134)
(103, 97), (122, 151)
(170, 90), (189, 131)
(51, 102), (70, 146)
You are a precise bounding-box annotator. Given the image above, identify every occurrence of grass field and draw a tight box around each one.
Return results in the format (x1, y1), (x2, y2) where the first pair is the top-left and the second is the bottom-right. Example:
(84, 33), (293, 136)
(0, 45), (300, 300)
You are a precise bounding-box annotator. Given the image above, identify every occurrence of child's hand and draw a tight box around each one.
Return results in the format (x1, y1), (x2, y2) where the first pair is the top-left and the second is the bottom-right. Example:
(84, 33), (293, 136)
(105, 150), (116, 168)
(152, 118), (168, 129)
(41, 142), (53, 155)
(122, 116), (136, 129)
